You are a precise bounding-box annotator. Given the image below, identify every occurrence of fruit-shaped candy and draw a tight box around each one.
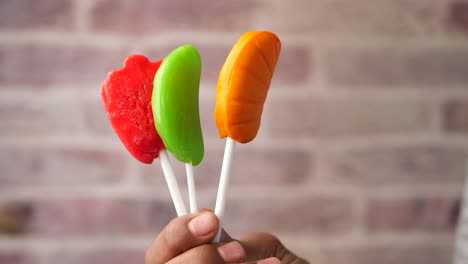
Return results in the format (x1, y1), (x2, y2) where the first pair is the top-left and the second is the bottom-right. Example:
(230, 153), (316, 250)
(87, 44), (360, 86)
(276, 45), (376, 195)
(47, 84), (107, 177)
(215, 31), (281, 143)
(152, 45), (204, 166)
(101, 55), (164, 164)
(212, 31), (281, 242)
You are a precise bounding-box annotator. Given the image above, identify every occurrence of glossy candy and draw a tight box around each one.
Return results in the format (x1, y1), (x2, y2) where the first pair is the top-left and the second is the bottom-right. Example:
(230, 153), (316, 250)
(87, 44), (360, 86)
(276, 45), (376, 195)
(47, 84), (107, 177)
(101, 55), (164, 164)
(152, 45), (204, 166)
(215, 31), (281, 143)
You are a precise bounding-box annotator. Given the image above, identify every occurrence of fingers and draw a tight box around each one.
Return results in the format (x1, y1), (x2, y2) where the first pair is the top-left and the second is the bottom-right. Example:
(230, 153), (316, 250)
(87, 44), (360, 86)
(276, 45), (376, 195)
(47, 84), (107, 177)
(145, 211), (219, 264)
(240, 232), (308, 263)
(242, 257), (281, 264)
(240, 232), (284, 261)
(167, 241), (246, 264)
(217, 241), (246, 262)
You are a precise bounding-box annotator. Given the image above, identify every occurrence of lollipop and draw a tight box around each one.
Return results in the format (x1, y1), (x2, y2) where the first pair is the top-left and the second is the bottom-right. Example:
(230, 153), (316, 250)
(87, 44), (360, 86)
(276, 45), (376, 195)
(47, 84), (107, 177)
(213, 31), (281, 242)
(152, 45), (204, 213)
(101, 55), (187, 216)
(101, 55), (164, 164)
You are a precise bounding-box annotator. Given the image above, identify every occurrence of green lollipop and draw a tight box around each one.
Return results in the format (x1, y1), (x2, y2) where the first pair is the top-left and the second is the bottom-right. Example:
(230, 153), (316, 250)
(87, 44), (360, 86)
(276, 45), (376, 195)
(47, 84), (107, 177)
(152, 45), (204, 213)
(152, 45), (204, 165)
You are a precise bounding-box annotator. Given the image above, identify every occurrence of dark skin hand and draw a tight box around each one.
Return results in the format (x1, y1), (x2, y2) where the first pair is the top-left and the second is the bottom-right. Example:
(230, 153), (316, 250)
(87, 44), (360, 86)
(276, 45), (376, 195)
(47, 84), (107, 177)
(146, 210), (309, 264)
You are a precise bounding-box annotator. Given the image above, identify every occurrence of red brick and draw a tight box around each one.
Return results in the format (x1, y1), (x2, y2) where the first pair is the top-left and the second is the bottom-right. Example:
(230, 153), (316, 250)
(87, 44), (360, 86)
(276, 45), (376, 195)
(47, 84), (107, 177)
(0, 147), (128, 187)
(323, 243), (453, 264)
(455, 254), (468, 264)
(449, 2), (468, 34)
(44, 249), (144, 264)
(443, 100), (468, 133)
(266, 99), (430, 138)
(326, 48), (468, 87)
(90, 0), (253, 33)
(0, 44), (127, 86)
(0, 98), (79, 137)
(83, 99), (116, 136)
(144, 45), (229, 84)
(139, 155), (189, 187)
(273, 45), (311, 85)
(366, 196), (460, 232)
(0, 252), (34, 264)
(144, 44), (310, 85)
(224, 196), (353, 236)
(191, 45), (231, 84)
(140, 47), (175, 63)
(29, 199), (174, 235)
(199, 98), (218, 138)
(206, 147), (311, 186)
(0, 0), (73, 30)
(0, 202), (33, 234)
(325, 145), (467, 185)
(256, 0), (440, 36)
(141, 147), (312, 187)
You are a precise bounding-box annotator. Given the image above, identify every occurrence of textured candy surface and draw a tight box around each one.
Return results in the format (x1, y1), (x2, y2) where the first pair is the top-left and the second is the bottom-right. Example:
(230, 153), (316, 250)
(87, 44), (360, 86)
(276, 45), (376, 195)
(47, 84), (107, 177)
(101, 55), (164, 164)
(152, 45), (204, 166)
(215, 31), (281, 143)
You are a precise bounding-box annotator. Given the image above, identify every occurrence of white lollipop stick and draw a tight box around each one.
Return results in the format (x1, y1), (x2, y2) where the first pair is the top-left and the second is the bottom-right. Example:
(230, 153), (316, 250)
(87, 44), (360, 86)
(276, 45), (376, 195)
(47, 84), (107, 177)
(213, 137), (236, 243)
(185, 163), (198, 213)
(159, 150), (187, 216)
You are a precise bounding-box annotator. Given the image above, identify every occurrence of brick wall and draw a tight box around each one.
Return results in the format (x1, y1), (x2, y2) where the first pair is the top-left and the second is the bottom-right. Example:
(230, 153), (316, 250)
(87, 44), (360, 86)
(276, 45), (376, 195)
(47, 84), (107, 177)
(1, 0), (468, 263)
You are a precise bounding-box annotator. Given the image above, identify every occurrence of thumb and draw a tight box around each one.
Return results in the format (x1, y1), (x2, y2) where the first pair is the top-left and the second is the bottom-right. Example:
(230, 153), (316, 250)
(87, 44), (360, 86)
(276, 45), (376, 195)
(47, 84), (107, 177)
(239, 232), (309, 263)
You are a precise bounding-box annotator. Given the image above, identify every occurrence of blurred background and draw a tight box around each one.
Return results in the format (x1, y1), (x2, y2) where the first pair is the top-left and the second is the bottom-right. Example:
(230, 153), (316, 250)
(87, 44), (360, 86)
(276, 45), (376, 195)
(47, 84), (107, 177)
(1, 0), (468, 263)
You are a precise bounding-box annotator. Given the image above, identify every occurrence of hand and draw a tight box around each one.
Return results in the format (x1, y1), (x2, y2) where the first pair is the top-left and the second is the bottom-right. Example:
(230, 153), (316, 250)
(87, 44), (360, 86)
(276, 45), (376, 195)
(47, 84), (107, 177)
(145, 210), (309, 264)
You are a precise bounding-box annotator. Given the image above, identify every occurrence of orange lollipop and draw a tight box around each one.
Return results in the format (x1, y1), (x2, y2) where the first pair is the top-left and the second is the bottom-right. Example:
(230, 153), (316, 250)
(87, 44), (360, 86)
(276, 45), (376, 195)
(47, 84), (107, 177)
(215, 31), (281, 143)
(213, 31), (281, 242)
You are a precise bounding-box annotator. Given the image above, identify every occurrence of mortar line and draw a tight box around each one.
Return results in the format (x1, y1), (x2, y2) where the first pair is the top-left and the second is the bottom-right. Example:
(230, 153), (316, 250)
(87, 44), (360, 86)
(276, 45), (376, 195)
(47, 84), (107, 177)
(1, 31), (468, 48)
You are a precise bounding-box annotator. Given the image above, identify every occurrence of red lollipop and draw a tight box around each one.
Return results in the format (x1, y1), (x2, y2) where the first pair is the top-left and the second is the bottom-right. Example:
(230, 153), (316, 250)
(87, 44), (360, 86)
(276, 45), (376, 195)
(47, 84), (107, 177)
(101, 54), (187, 216)
(101, 55), (164, 164)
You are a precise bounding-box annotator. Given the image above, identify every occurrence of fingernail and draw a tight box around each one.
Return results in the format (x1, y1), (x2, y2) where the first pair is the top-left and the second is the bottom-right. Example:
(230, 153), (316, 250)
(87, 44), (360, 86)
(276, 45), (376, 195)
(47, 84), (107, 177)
(258, 257), (281, 264)
(217, 241), (245, 262)
(188, 212), (216, 237)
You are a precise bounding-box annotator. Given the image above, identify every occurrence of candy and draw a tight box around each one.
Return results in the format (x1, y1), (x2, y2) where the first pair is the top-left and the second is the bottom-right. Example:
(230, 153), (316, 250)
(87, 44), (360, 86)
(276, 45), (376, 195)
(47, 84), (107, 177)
(152, 45), (204, 166)
(101, 55), (164, 164)
(212, 31), (281, 242)
(215, 31), (281, 143)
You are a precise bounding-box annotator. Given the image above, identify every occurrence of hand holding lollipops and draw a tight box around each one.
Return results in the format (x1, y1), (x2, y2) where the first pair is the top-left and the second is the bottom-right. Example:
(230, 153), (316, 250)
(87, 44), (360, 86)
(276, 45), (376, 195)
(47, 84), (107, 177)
(100, 31), (281, 237)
